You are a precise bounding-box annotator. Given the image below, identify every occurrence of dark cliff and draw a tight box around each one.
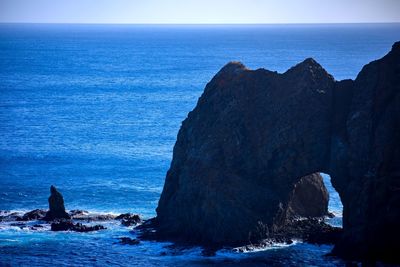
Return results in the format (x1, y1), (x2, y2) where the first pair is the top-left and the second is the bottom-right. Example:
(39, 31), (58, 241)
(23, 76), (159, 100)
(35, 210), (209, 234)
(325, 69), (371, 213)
(155, 42), (400, 263)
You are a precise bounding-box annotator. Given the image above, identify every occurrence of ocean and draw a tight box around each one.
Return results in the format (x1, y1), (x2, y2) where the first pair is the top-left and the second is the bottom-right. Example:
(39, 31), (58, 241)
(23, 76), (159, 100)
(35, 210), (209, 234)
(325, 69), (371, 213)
(0, 23), (399, 266)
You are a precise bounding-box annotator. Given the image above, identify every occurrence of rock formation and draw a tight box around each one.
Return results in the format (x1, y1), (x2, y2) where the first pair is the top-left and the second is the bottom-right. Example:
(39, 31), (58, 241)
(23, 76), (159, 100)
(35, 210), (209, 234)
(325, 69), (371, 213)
(16, 209), (46, 221)
(51, 220), (106, 232)
(115, 213), (142, 226)
(287, 173), (329, 218)
(43, 185), (71, 221)
(155, 42), (400, 263)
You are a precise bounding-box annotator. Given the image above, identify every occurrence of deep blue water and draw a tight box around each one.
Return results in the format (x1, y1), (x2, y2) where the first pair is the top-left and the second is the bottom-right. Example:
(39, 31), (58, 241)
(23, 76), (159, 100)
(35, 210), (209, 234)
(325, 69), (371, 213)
(0, 24), (399, 266)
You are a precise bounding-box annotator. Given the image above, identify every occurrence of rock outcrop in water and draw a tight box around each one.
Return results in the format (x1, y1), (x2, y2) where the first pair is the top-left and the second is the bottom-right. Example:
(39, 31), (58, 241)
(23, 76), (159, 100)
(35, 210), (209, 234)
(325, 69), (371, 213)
(155, 42), (400, 263)
(116, 213), (142, 226)
(51, 220), (106, 232)
(43, 185), (71, 221)
(16, 209), (47, 221)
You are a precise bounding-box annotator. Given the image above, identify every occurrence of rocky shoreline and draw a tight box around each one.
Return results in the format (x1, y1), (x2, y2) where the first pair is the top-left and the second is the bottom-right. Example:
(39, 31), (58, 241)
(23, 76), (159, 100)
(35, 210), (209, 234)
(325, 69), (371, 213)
(0, 207), (341, 245)
(0, 185), (342, 252)
(0, 209), (142, 232)
(0, 209), (343, 257)
(0, 186), (142, 239)
(137, 217), (341, 249)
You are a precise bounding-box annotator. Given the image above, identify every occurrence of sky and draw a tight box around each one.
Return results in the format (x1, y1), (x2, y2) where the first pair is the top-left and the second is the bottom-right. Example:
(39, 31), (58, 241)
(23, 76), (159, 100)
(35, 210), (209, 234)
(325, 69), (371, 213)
(0, 0), (399, 24)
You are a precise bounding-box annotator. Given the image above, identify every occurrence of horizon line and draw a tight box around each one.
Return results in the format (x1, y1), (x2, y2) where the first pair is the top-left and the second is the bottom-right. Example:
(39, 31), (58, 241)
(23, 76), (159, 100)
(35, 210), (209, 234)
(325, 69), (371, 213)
(1, 22), (400, 26)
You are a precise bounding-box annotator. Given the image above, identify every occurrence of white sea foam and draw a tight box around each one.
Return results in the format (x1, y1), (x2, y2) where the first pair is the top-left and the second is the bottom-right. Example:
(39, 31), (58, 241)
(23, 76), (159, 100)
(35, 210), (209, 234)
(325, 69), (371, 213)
(232, 239), (299, 254)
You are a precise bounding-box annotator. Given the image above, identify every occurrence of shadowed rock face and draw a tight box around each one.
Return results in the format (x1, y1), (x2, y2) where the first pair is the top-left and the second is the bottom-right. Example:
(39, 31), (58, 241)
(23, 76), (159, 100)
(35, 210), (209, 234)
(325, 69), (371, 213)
(155, 42), (400, 263)
(287, 173), (329, 218)
(331, 42), (400, 262)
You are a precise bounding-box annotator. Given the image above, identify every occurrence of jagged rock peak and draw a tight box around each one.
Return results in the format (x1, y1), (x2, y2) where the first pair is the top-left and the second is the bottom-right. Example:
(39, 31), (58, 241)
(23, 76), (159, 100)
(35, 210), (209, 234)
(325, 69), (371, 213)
(285, 57), (332, 78)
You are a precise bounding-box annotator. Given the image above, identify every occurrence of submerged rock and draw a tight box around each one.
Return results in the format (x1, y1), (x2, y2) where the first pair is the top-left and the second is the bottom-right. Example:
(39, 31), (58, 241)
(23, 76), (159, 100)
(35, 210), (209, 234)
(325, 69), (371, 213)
(51, 220), (106, 232)
(71, 213), (116, 221)
(0, 211), (23, 222)
(68, 210), (89, 217)
(10, 222), (26, 228)
(117, 237), (140, 245)
(154, 42), (400, 263)
(16, 209), (47, 221)
(43, 186), (71, 221)
(116, 213), (141, 226)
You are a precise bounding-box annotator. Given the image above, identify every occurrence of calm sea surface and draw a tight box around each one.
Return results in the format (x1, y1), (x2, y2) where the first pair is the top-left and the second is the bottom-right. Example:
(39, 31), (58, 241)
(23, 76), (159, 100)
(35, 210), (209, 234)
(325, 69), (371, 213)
(0, 24), (399, 266)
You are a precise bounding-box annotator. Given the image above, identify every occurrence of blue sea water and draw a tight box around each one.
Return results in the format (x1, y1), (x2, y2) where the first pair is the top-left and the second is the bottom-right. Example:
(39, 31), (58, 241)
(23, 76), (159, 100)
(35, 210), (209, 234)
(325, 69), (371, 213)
(0, 24), (399, 266)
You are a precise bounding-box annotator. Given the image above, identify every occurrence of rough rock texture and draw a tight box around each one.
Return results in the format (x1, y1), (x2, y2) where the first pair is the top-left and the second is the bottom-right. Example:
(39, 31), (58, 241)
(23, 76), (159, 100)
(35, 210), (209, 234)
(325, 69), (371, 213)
(0, 211), (24, 222)
(71, 213), (116, 221)
(115, 213), (142, 226)
(68, 210), (89, 217)
(287, 173), (329, 218)
(16, 209), (47, 221)
(155, 42), (400, 263)
(43, 186), (71, 221)
(331, 42), (400, 262)
(51, 220), (106, 232)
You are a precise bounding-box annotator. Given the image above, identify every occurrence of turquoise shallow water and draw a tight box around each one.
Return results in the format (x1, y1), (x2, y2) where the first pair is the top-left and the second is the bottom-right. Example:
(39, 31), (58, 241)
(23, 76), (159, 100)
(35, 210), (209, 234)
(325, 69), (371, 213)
(0, 24), (399, 266)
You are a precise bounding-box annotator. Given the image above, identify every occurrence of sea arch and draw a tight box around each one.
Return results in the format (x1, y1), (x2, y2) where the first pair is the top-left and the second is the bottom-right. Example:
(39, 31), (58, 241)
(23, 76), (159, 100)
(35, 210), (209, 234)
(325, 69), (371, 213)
(154, 42), (400, 262)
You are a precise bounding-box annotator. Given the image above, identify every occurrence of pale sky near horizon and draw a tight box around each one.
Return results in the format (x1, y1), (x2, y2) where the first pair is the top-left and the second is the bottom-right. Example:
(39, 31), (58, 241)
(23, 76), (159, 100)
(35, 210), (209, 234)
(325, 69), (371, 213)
(0, 0), (399, 24)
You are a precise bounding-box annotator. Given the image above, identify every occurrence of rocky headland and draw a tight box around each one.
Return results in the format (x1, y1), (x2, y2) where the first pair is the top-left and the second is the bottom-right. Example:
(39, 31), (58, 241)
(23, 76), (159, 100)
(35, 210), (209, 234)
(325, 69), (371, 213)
(153, 42), (400, 263)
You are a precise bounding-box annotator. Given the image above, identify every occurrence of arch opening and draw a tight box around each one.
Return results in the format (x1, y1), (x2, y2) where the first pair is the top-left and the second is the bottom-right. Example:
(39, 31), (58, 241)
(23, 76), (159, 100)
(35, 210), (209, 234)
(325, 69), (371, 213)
(286, 172), (344, 226)
(320, 172), (343, 227)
